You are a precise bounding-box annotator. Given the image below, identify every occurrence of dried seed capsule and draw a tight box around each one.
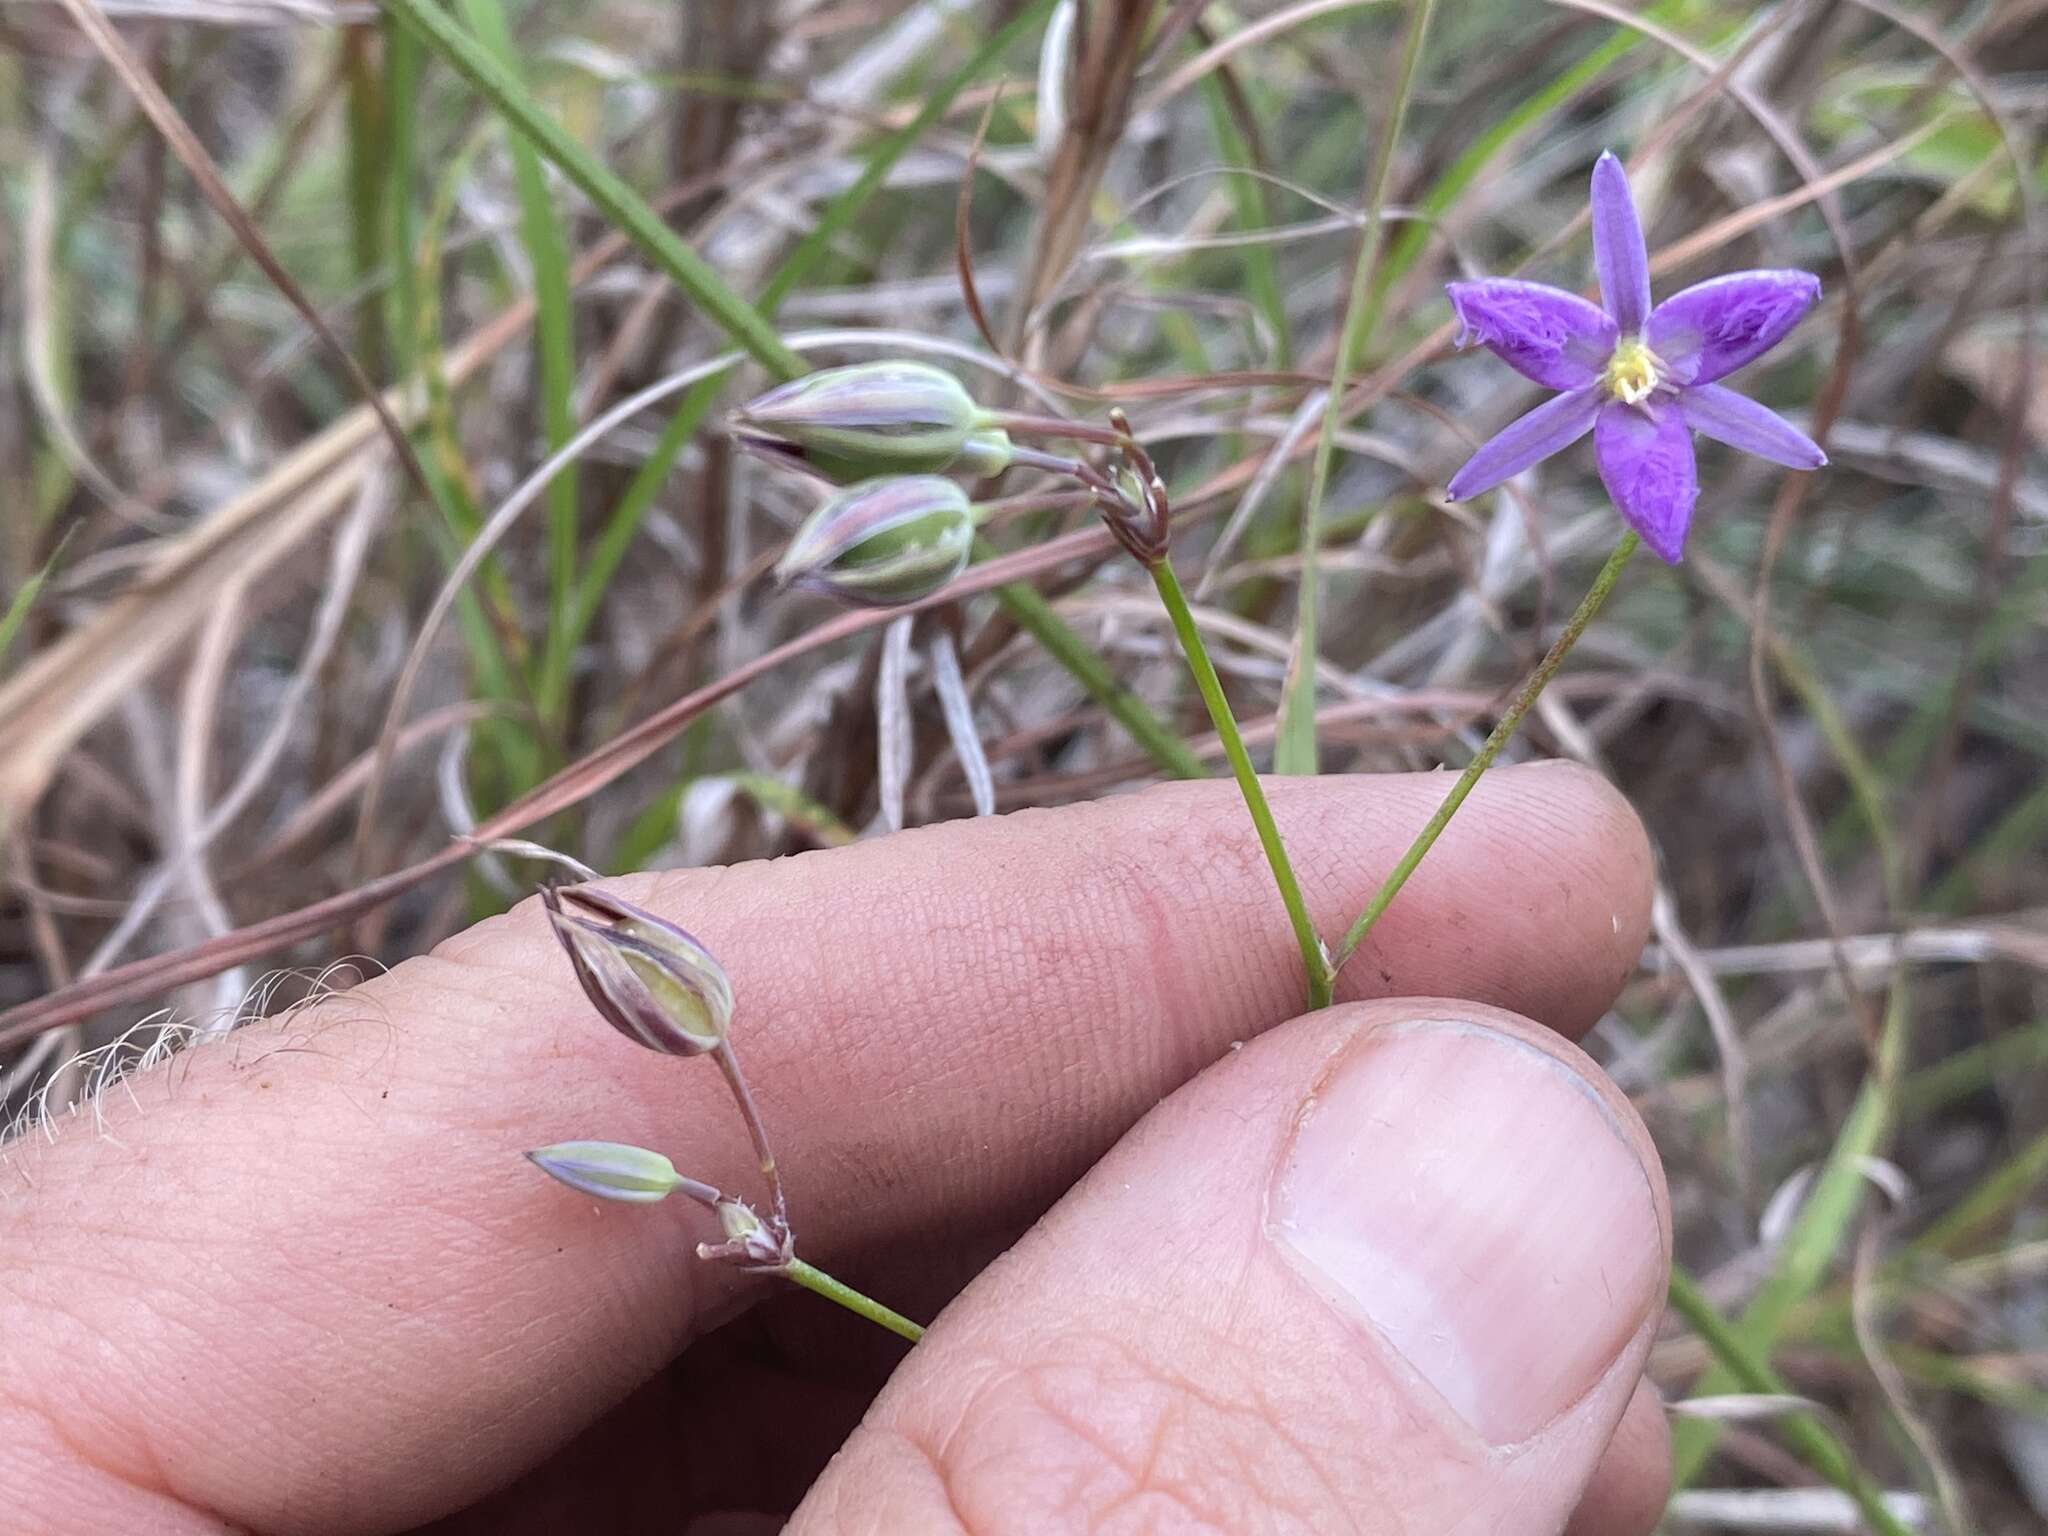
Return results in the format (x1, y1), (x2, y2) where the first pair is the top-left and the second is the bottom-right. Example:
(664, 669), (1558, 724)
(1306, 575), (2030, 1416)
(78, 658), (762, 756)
(702, 1197), (791, 1268)
(542, 885), (734, 1056)
(733, 362), (1012, 482)
(776, 475), (977, 607)
(527, 1141), (686, 1204)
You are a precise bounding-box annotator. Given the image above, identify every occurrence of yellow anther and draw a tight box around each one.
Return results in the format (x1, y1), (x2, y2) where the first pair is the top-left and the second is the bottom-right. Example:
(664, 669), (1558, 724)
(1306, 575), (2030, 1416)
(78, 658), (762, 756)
(1602, 338), (1664, 405)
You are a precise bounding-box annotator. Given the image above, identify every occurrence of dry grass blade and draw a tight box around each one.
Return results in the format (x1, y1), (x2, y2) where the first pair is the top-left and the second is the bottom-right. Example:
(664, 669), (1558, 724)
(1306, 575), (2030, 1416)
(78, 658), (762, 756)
(0, 513), (1168, 1045)
(876, 614), (915, 833)
(1664, 1488), (1931, 1532)
(0, 303), (527, 834)
(51, 0), (435, 512)
(927, 628), (993, 817)
(1852, 1223), (1973, 1535)
(1009, 0), (1150, 354)
(21, 91), (177, 535)
(956, 84), (1008, 357)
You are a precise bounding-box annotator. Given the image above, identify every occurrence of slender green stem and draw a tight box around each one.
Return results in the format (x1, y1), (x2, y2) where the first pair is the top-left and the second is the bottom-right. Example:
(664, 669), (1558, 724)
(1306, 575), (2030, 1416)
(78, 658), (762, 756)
(1151, 557), (1331, 1008)
(1332, 532), (1638, 975)
(713, 1041), (789, 1237)
(1667, 1269), (1916, 1536)
(784, 1258), (925, 1344)
(1275, 0), (1439, 775)
(455, 0), (580, 732)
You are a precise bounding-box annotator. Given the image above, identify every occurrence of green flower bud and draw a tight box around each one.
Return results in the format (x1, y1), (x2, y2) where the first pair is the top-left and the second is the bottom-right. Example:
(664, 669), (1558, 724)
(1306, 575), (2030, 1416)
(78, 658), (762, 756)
(732, 362), (1012, 482)
(527, 1140), (686, 1203)
(542, 885), (734, 1056)
(776, 475), (977, 608)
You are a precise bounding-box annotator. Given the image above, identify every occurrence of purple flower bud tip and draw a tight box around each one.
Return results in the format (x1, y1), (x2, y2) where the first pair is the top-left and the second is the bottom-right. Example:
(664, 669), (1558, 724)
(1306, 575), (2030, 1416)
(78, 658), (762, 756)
(1443, 150), (1826, 561)
(528, 1140), (686, 1204)
(775, 475), (978, 608)
(542, 884), (735, 1057)
(731, 361), (1006, 483)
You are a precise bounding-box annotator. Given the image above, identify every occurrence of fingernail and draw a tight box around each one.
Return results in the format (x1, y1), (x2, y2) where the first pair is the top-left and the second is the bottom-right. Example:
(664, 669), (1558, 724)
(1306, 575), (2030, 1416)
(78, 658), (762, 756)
(1270, 1019), (1662, 1446)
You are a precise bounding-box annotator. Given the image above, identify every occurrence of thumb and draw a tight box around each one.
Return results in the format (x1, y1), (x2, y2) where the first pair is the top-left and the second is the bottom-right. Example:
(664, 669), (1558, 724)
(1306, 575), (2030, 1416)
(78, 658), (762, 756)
(791, 1001), (1671, 1535)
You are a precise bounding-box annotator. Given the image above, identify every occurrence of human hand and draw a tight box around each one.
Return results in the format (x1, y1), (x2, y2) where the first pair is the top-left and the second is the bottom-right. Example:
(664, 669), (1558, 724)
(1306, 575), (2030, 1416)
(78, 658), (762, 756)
(0, 767), (1668, 1535)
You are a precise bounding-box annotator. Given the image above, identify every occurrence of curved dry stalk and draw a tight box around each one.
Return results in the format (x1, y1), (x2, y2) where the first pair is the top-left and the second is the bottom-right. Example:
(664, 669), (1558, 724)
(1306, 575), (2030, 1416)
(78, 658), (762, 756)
(926, 628), (994, 818)
(1137, 0), (1401, 116)
(21, 78), (180, 537)
(57, 474), (385, 999)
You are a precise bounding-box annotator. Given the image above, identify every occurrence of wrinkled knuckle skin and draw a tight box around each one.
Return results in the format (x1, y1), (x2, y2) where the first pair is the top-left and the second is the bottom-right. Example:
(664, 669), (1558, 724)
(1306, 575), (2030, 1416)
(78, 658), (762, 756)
(876, 1330), (1345, 1536)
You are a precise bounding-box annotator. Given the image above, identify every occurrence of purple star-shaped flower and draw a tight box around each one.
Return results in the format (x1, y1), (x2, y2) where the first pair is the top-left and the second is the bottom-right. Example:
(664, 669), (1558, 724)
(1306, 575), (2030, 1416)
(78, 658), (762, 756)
(1443, 151), (1826, 562)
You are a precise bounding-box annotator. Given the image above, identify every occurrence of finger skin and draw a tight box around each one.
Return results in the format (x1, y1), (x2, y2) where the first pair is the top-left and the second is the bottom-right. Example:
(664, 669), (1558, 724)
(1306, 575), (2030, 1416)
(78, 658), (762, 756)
(1566, 1379), (1672, 1536)
(792, 1001), (1673, 1535)
(0, 768), (1651, 1534)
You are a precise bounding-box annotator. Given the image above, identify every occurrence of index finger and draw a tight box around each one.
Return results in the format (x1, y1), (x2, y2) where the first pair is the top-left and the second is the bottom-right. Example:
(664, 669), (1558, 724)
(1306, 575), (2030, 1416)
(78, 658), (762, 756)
(0, 766), (1652, 1534)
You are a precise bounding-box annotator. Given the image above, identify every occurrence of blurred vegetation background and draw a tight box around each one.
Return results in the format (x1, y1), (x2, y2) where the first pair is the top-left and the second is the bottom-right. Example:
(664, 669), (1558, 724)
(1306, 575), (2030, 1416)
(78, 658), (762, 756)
(0, 1), (2043, 1528)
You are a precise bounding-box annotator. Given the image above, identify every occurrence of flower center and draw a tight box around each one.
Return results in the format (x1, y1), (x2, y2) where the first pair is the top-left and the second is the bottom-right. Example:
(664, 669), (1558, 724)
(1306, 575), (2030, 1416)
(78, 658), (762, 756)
(1602, 337), (1665, 406)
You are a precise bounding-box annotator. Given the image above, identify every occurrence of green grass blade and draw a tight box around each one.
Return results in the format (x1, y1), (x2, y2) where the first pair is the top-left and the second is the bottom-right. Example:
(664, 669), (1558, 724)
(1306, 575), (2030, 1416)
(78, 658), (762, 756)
(381, 0), (801, 378)
(1198, 78), (1290, 368)
(1667, 1268), (1916, 1536)
(1671, 988), (1908, 1484)
(759, 0), (1059, 313)
(1362, 17), (1653, 336)
(568, 0), (1051, 642)
(455, 0), (581, 728)
(566, 0), (1063, 646)
(1275, 0), (1438, 774)
(0, 537), (68, 672)
(382, 12), (424, 374)
(992, 554), (1207, 780)
(1913, 1122), (2048, 1257)
(342, 25), (388, 371)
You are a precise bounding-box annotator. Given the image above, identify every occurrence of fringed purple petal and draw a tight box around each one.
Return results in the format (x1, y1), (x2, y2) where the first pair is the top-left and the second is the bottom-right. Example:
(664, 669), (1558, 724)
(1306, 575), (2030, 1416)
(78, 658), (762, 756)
(1647, 270), (1820, 384)
(1446, 279), (1618, 390)
(1590, 152), (1652, 333)
(1679, 383), (1826, 469)
(1594, 401), (1698, 563)
(1444, 386), (1602, 501)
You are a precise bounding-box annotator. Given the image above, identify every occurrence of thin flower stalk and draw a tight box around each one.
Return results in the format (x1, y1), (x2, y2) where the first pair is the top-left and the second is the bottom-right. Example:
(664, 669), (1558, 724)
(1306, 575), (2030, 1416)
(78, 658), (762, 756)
(1331, 532), (1638, 976)
(980, 411), (1133, 448)
(1063, 416), (1329, 1008)
(785, 1259), (926, 1344)
(711, 1040), (789, 1237)
(1150, 557), (1333, 1009)
(528, 1150), (921, 1343)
